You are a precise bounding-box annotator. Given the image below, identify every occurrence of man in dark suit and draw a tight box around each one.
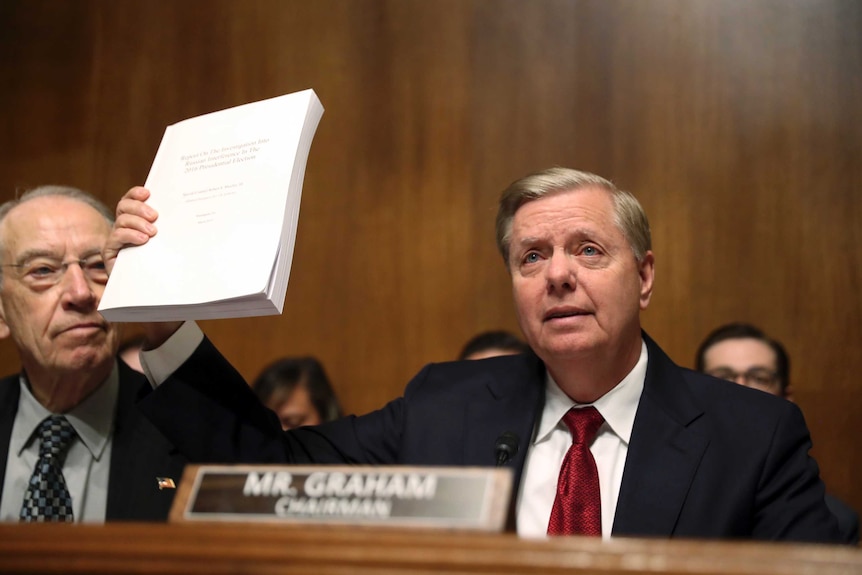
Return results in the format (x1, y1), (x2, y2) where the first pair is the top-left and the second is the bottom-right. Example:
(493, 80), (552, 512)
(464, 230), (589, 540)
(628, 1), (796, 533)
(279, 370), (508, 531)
(108, 169), (841, 542)
(0, 186), (184, 522)
(696, 322), (859, 544)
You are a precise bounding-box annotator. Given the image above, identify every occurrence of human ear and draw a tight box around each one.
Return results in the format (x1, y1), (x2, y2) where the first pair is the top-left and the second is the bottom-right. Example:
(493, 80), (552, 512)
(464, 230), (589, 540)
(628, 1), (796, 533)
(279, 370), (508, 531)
(0, 298), (9, 339)
(638, 251), (655, 310)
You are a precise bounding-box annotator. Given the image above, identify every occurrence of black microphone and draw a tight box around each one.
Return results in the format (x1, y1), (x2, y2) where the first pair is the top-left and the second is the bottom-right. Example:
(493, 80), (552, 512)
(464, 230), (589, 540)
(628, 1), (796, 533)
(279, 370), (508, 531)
(494, 432), (519, 467)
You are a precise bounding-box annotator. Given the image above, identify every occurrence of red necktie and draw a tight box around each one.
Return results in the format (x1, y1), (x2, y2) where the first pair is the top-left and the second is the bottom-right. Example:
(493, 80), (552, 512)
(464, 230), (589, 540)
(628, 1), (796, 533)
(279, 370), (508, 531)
(547, 406), (604, 536)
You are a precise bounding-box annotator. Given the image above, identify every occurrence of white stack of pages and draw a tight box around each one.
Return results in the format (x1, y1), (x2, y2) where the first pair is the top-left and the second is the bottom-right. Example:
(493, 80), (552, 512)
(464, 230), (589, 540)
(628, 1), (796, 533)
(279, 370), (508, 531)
(99, 89), (324, 321)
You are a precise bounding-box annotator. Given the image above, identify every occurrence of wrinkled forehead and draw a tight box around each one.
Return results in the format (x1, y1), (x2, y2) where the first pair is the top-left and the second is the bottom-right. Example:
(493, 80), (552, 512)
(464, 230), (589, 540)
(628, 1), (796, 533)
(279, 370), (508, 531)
(0, 196), (111, 260)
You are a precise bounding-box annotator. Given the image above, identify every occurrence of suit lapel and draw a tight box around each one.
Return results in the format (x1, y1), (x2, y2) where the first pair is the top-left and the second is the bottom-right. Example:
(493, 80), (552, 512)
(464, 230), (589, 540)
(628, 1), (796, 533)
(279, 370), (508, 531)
(462, 353), (545, 503)
(461, 353), (545, 533)
(612, 334), (708, 537)
(0, 375), (21, 504)
(106, 364), (146, 518)
(107, 364), (181, 520)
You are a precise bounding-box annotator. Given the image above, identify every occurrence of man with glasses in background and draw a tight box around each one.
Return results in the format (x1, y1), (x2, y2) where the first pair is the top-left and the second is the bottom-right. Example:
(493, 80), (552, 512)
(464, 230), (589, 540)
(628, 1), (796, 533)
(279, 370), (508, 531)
(696, 322), (859, 544)
(0, 186), (184, 522)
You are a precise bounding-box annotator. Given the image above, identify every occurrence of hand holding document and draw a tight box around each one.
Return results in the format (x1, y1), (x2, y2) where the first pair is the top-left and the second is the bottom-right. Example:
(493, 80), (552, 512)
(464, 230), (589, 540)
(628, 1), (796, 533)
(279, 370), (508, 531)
(99, 89), (324, 321)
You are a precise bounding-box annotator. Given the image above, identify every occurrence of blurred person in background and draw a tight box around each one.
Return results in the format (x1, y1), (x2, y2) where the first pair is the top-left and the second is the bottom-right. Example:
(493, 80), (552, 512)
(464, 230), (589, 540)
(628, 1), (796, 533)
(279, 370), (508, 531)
(458, 330), (530, 361)
(696, 322), (859, 544)
(252, 356), (342, 430)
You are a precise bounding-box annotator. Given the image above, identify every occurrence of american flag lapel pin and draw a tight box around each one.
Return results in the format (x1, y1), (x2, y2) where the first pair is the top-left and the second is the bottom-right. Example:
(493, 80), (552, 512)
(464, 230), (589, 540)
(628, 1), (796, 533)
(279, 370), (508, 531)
(156, 477), (176, 490)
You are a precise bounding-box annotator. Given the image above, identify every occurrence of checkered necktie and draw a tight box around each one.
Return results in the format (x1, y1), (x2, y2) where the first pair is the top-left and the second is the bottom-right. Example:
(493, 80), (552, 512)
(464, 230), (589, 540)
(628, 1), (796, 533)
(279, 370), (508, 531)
(547, 406), (604, 536)
(20, 415), (77, 522)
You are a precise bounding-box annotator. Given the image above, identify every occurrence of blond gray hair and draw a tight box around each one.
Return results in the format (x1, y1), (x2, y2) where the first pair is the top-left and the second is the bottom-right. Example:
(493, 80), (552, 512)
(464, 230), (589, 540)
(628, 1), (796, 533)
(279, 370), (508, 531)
(495, 167), (651, 266)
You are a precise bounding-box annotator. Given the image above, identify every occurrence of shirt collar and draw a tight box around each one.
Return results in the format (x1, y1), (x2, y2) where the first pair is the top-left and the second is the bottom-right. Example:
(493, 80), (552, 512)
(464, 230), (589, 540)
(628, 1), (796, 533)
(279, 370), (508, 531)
(534, 339), (648, 445)
(14, 362), (119, 461)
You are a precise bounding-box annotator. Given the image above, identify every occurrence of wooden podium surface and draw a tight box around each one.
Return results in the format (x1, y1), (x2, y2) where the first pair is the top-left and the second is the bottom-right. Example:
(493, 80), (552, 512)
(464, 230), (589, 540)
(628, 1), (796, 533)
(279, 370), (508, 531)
(0, 522), (859, 575)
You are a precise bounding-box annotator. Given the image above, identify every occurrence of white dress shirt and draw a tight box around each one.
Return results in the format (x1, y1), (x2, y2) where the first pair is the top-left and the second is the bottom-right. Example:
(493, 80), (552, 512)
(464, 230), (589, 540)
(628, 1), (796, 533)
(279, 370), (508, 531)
(140, 320), (204, 387)
(516, 340), (647, 539)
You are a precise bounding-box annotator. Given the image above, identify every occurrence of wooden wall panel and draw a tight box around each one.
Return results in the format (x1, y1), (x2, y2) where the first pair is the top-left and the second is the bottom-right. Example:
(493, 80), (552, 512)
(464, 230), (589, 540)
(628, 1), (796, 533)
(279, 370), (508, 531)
(0, 0), (859, 513)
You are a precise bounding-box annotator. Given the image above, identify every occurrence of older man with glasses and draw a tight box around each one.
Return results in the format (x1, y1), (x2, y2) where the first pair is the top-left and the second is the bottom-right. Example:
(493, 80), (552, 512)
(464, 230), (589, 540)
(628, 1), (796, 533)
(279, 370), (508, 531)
(696, 321), (859, 544)
(0, 186), (185, 523)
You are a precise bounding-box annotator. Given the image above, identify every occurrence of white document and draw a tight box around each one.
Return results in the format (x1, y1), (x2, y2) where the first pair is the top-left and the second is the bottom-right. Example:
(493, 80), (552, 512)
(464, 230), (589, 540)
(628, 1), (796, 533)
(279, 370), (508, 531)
(98, 89), (324, 321)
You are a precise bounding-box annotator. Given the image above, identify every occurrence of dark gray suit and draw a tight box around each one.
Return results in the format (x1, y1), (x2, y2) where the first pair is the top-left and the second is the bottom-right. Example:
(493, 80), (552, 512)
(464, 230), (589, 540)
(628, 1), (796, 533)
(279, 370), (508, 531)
(825, 493), (860, 545)
(0, 361), (186, 521)
(140, 332), (841, 542)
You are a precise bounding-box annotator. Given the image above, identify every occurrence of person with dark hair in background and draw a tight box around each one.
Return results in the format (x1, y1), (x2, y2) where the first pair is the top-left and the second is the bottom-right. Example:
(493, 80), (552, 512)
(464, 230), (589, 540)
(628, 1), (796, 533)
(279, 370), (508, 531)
(458, 330), (531, 361)
(107, 168), (843, 542)
(695, 322), (793, 400)
(252, 356), (342, 430)
(696, 321), (859, 544)
(0, 186), (184, 522)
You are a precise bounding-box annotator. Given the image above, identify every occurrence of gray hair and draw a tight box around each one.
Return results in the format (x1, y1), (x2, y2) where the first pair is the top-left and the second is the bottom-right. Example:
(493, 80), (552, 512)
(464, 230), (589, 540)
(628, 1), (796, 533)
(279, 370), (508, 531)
(495, 167), (651, 266)
(0, 185), (115, 282)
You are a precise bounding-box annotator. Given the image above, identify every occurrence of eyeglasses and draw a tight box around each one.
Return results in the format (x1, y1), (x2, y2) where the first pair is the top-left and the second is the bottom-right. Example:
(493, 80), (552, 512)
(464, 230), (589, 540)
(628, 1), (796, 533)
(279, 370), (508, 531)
(2, 254), (108, 289)
(706, 367), (780, 390)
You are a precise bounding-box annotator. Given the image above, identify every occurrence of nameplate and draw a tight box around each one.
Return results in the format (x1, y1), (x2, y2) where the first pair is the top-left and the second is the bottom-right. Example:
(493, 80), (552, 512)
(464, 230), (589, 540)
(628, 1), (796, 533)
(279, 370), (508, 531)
(169, 464), (513, 531)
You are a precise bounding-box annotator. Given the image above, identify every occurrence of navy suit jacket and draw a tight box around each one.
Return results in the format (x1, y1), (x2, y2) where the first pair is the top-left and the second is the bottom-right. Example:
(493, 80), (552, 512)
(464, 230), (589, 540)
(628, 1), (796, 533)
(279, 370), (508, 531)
(140, 332), (841, 542)
(825, 493), (860, 544)
(0, 361), (186, 521)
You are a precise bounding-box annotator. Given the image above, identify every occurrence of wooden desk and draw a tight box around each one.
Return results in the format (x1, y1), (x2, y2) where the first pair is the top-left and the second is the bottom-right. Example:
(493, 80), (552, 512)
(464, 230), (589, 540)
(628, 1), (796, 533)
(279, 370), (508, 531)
(0, 522), (859, 574)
